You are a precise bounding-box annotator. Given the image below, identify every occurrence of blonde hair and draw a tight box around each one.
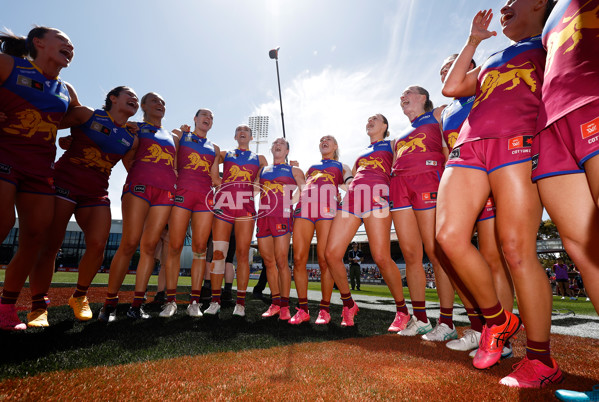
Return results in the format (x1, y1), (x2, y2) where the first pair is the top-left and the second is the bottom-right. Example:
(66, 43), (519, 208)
(321, 135), (339, 160)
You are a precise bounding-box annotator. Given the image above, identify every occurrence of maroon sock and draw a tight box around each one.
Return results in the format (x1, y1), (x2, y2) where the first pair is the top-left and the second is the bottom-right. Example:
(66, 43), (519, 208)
(411, 300), (428, 323)
(395, 299), (409, 315)
(281, 297), (290, 308)
(31, 293), (49, 311)
(210, 289), (221, 304)
(319, 299), (330, 313)
(465, 307), (485, 332)
(272, 294), (281, 306)
(166, 289), (177, 303)
(105, 293), (118, 308)
(526, 339), (553, 367)
(72, 284), (89, 298)
(131, 291), (145, 308)
(480, 302), (506, 328)
(236, 290), (246, 306)
(340, 292), (354, 308)
(190, 290), (201, 304)
(298, 297), (308, 312)
(1, 290), (20, 305)
(439, 307), (454, 329)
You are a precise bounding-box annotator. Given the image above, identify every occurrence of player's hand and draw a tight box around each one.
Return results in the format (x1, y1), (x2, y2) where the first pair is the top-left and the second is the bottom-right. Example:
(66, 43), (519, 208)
(58, 135), (73, 150)
(289, 160), (299, 167)
(126, 121), (139, 134)
(180, 124), (191, 133)
(470, 9), (497, 43)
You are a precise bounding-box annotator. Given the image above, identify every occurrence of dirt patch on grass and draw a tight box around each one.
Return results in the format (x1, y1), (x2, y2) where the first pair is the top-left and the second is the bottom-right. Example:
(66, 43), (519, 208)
(14, 287), (141, 311)
(1, 331), (598, 400)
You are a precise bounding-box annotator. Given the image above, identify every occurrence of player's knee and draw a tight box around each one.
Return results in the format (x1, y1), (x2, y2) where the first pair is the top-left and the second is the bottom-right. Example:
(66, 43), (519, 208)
(262, 256), (276, 268)
(212, 241), (229, 257)
(324, 246), (341, 266)
(401, 248), (422, 264)
(499, 239), (531, 276)
(293, 253), (307, 267)
(192, 243), (207, 254)
(370, 252), (390, 269)
(316, 250), (327, 265)
(86, 236), (108, 253)
(193, 251), (206, 260)
(435, 227), (452, 251)
(119, 240), (140, 256)
(274, 255), (288, 269)
(192, 241), (207, 253)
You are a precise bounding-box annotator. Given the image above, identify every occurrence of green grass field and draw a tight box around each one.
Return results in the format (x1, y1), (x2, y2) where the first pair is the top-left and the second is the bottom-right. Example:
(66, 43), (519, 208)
(0, 296), (386, 380)
(1, 270), (596, 316)
(1, 271), (598, 399)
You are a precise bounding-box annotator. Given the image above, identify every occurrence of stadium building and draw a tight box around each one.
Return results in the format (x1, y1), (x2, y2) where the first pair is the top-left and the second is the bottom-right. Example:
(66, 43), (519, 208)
(1, 219), (410, 283)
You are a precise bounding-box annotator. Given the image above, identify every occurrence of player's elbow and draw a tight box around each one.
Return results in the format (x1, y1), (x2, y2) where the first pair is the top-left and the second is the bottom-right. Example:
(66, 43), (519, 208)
(441, 83), (458, 97)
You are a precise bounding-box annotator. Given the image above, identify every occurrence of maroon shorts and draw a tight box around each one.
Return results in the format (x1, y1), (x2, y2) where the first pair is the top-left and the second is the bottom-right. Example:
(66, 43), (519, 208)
(55, 182), (110, 208)
(389, 170), (442, 211)
(123, 182), (174, 206)
(173, 187), (213, 212)
(446, 135), (533, 174)
(0, 162), (54, 195)
(256, 216), (293, 238)
(294, 201), (338, 223)
(340, 183), (389, 220)
(477, 195), (496, 222)
(212, 189), (256, 223)
(532, 99), (599, 181)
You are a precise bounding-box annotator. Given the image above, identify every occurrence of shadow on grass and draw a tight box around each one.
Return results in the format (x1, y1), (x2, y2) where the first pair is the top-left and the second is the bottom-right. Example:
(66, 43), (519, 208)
(550, 316), (599, 327)
(0, 298), (386, 380)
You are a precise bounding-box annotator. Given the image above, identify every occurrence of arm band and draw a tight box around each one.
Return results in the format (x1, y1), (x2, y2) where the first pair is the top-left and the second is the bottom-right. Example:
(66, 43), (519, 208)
(344, 176), (354, 183)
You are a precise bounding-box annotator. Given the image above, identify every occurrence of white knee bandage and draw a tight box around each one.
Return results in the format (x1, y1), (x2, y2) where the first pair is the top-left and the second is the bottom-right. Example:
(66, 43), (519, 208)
(211, 241), (229, 274)
(193, 251), (206, 260)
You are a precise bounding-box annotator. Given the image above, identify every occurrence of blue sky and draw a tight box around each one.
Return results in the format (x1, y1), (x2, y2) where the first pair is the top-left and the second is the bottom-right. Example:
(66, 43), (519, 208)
(3, 0), (513, 219)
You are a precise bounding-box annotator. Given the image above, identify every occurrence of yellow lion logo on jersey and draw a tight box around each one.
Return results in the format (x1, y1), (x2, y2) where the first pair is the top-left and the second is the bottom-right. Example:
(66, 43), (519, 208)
(357, 157), (385, 171)
(262, 180), (284, 195)
(473, 61), (537, 109)
(184, 153), (211, 172)
(3, 108), (58, 142)
(227, 165), (253, 182)
(70, 147), (114, 173)
(546, 2), (599, 73)
(309, 171), (336, 185)
(142, 144), (174, 166)
(396, 133), (428, 157)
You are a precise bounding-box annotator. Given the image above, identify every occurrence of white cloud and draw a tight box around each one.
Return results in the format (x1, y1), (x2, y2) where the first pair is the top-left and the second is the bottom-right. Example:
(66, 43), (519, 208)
(251, 65), (406, 170)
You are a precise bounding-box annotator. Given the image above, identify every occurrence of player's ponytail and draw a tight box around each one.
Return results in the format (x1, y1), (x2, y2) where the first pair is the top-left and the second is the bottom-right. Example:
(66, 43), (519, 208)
(414, 86), (434, 113)
(0, 30), (28, 58)
(379, 114), (390, 138)
(332, 137), (340, 160)
(0, 26), (53, 59)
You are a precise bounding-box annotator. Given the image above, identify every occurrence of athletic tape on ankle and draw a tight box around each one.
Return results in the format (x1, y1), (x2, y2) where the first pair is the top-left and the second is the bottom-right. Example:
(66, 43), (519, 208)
(211, 241), (229, 274)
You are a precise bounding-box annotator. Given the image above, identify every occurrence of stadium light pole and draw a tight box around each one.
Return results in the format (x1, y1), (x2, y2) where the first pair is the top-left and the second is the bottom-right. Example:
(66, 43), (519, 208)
(269, 46), (286, 139)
